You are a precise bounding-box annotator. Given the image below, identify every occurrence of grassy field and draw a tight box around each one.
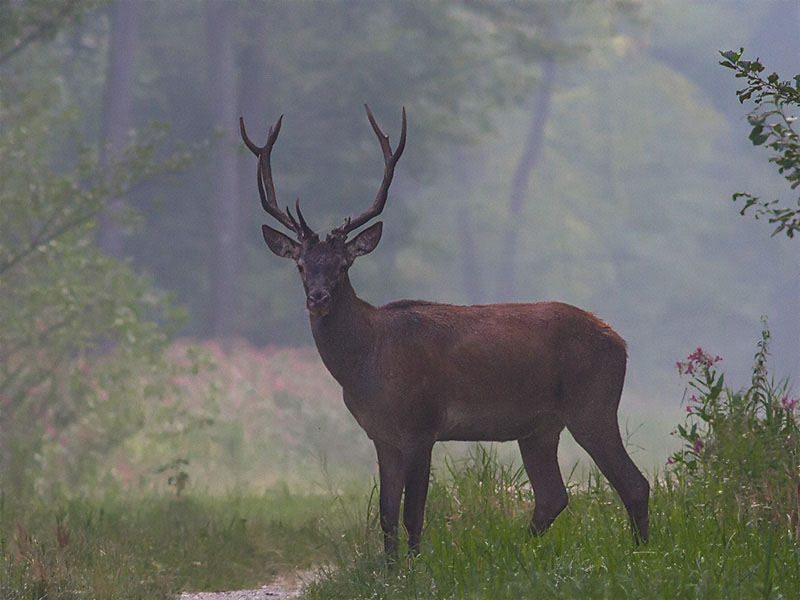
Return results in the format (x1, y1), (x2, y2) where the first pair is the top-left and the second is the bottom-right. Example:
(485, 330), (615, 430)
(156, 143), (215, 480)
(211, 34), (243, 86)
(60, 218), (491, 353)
(2, 450), (798, 599)
(1, 489), (339, 599)
(2, 340), (797, 598)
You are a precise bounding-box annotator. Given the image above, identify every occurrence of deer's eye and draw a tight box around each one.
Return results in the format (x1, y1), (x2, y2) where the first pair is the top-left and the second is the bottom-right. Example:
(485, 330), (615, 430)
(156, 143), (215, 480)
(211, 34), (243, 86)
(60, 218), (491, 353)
(297, 264), (304, 273)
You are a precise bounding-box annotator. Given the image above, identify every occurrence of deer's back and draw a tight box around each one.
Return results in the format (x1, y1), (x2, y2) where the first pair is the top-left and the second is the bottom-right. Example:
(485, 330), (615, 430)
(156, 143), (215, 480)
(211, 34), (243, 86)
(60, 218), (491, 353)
(368, 300), (627, 442)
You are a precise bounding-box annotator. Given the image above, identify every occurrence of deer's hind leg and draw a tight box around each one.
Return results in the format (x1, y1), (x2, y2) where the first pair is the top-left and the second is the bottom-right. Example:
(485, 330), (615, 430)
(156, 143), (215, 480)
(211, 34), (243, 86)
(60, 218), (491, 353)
(567, 422), (650, 543)
(563, 349), (649, 543)
(518, 423), (568, 535)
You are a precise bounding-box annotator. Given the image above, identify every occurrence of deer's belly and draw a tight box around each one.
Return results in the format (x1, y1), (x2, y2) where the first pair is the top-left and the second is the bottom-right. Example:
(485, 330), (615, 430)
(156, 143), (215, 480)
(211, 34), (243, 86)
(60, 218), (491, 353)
(438, 401), (546, 442)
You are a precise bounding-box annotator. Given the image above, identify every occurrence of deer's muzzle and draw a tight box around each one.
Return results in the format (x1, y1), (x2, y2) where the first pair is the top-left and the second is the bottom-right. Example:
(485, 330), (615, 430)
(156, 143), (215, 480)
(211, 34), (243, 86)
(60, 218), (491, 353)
(306, 290), (332, 317)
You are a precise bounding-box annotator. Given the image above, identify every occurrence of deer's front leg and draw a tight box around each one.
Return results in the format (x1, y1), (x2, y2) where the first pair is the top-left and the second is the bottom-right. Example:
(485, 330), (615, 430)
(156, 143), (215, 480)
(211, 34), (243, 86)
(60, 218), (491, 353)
(403, 443), (433, 556)
(374, 439), (404, 561)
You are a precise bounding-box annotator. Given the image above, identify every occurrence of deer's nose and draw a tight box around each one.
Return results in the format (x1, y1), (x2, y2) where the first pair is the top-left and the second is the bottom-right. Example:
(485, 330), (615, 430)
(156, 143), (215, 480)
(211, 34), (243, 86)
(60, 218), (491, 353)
(306, 290), (332, 315)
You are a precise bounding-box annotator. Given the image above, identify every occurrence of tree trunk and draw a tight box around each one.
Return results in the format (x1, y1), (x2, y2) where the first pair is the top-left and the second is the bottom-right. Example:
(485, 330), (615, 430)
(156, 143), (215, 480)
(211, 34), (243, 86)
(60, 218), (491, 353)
(496, 59), (556, 300)
(457, 208), (484, 305)
(207, 2), (240, 343)
(98, 0), (139, 258)
(452, 146), (485, 304)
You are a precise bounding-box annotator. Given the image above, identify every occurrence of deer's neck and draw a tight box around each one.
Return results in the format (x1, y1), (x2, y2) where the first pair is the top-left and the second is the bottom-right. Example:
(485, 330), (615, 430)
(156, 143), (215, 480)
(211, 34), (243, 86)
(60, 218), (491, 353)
(309, 276), (377, 388)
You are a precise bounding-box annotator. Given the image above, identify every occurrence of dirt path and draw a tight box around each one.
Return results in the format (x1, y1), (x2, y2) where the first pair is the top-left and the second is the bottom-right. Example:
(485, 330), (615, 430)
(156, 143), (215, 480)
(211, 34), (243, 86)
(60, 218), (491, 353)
(179, 587), (293, 600)
(178, 571), (311, 599)
(178, 585), (296, 600)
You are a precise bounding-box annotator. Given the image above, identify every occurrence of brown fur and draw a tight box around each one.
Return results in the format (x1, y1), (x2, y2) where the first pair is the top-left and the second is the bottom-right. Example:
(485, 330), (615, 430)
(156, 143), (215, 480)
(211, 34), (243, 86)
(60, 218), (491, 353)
(306, 278), (649, 559)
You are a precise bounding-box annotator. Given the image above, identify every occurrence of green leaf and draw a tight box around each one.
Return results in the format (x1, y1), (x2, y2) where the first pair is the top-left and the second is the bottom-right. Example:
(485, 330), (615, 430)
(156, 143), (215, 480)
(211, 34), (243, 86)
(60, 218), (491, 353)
(749, 126), (769, 145)
(719, 49), (741, 64)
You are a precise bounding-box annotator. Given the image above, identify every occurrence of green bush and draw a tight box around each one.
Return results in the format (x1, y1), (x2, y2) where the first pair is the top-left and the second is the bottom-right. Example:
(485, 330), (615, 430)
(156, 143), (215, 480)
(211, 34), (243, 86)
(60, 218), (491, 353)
(0, 47), (204, 498)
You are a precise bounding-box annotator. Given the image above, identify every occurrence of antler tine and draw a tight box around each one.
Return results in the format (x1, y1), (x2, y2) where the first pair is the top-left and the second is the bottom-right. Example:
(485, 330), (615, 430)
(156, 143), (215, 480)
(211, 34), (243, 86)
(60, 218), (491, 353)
(240, 115), (300, 235)
(293, 198), (316, 239)
(239, 114), (282, 156)
(366, 105), (394, 162)
(333, 105), (407, 237)
(285, 198), (316, 241)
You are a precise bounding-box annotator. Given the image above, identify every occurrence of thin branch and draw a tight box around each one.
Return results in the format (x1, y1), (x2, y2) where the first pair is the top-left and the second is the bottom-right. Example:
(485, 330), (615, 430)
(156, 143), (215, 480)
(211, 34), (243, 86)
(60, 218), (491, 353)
(0, 203), (104, 276)
(0, 1), (84, 67)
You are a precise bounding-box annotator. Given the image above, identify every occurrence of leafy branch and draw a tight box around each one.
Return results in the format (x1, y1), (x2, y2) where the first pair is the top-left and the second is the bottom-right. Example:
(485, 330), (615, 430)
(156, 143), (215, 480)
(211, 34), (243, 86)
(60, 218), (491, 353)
(719, 49), (800, 238)
(0, 0), (103, 67)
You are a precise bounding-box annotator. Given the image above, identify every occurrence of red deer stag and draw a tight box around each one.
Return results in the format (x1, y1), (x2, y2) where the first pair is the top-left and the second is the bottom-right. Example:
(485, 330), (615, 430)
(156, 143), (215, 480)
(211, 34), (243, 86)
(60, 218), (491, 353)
(239, 106), (649, 559)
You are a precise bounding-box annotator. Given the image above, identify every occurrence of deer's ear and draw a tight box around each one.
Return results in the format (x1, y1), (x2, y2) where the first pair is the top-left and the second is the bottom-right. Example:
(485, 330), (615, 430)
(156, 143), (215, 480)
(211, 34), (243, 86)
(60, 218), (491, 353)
(346, 221), (382, 261)
(262, 224), (301, 259)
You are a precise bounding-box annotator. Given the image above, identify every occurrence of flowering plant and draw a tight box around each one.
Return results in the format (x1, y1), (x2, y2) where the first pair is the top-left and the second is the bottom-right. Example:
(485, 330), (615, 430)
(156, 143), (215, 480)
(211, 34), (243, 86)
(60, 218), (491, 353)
(668, 348), (724, 472)
(668, 321), (800, 536)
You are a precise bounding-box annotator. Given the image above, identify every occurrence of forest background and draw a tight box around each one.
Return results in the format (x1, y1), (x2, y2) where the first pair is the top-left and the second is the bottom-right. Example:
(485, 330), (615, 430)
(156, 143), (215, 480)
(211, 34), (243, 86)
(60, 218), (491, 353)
(2, 0), (799, 495)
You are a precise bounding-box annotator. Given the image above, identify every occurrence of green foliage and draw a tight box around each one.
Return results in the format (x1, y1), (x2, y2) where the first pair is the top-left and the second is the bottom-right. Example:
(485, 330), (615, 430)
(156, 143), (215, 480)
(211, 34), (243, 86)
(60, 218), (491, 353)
(720, 49), (800, 237)
(670, 322), (800, 539)
(0, 1), (209, 499)
(0, 0), (105, 66)
(155, 458), (191, 498)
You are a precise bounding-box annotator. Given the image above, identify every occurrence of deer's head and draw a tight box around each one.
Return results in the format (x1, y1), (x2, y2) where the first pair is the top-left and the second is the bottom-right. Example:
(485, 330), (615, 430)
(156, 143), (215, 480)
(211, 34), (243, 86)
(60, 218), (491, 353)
(240, 106), (406, 317)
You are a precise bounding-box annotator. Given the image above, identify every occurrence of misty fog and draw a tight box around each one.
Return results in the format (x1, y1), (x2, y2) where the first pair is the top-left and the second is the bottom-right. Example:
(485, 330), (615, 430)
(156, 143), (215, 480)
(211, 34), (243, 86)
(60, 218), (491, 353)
(3, 0), (799, 479)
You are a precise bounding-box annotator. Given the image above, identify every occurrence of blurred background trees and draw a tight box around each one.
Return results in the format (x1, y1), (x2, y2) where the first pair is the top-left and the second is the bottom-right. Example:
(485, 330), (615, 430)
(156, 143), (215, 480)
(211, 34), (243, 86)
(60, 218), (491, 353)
(1, 0), (798, 491)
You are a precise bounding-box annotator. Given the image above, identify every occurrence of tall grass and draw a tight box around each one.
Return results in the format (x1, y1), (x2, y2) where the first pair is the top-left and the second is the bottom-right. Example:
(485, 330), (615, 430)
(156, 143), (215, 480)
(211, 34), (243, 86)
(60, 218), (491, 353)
(303, 446), (799, 599)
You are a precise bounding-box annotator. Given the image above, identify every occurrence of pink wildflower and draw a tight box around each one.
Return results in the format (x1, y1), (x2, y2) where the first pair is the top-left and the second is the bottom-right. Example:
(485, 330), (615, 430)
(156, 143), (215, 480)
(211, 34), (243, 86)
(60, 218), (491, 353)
(693, 438), (704, 453)
(781, 397), (797, 412)
(677, 348), (722, 378)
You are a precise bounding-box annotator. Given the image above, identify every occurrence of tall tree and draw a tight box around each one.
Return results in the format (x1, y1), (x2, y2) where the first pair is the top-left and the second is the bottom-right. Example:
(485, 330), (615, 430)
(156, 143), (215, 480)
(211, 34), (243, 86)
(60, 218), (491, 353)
(206, 1), (240, 341)
(497, 58), (557, 299)
(98, 0), (140, 258)
(454, 146), (486, 304)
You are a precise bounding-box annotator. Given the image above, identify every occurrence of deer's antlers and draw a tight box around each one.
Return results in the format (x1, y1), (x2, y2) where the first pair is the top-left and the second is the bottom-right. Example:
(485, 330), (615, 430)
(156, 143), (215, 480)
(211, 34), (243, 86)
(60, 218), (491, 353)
(331, 105), (406, 239)
(239, 115), (315, 240)
(241, 106), (406, 241)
